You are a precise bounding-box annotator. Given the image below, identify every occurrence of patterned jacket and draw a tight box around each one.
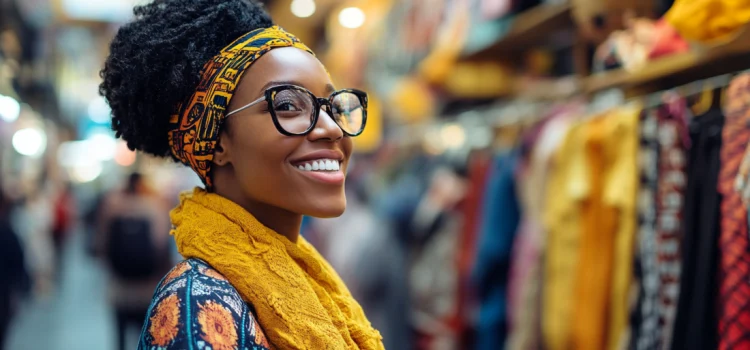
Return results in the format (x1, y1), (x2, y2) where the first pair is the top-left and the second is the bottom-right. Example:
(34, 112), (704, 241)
(138, 259), (271, 350)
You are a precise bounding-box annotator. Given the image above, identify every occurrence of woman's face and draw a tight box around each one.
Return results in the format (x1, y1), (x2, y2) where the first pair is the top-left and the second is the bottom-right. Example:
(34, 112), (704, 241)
(215, 47), (353, 218)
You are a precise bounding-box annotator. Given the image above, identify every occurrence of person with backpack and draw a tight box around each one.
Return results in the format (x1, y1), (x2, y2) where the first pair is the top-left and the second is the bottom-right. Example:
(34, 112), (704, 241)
(95, 172), (170, 350)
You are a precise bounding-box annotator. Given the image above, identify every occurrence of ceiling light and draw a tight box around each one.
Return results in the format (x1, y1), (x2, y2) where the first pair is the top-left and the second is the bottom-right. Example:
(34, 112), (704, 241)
(441, 124), (466, 149)
(339, 7), (365, 29)
(291, 0), (316, 18)
(70, 162), (103, 183)
(12, 127), (47, 158)
(0, 94), (20, 122)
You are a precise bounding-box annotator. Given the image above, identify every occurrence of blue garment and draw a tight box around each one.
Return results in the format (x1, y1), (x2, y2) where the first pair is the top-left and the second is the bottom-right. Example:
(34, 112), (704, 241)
(472, 153), (521, 350)
(138, 259), (270, 350)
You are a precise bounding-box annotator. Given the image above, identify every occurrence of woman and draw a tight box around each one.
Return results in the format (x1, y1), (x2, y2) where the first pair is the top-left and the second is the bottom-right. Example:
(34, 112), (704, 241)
(98, 0), (383, 349)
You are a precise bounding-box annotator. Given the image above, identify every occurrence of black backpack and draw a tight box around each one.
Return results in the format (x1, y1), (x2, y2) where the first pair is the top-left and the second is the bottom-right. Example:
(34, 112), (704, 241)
(107, 216), (158, 280)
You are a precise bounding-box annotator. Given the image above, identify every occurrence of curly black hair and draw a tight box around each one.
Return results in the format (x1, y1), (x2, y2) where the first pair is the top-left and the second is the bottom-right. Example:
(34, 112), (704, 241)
(99, 0), (273, 159)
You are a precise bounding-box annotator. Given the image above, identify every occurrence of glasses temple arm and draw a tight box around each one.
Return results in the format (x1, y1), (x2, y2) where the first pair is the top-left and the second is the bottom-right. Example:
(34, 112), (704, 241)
(226, 96), (266, 117)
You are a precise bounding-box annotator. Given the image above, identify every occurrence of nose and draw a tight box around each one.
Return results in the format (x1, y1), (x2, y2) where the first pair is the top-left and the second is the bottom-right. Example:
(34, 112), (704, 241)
(308, 106), (344, 141)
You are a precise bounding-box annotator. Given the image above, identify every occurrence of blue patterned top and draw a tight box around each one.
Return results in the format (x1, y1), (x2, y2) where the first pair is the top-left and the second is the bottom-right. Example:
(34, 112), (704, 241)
(138, 259), (271, 350)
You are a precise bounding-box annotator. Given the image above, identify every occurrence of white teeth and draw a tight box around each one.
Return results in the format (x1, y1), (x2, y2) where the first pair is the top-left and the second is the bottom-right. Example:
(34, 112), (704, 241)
(295, 159), (341, 172)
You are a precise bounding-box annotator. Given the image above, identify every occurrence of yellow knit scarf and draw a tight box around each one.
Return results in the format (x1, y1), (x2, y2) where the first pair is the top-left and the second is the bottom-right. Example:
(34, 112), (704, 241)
(170, 188), (384, 350)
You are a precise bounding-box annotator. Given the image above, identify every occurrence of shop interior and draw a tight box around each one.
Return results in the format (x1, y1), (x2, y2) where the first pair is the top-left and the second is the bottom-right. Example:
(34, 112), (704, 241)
(1, 0), (750, 349)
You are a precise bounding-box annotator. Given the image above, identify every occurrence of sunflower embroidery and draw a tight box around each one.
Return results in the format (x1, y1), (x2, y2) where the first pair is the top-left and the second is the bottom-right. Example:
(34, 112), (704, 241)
(198, 300), (238, 350)
(163, 261), (192, 286)
(149, 293), (181, 346)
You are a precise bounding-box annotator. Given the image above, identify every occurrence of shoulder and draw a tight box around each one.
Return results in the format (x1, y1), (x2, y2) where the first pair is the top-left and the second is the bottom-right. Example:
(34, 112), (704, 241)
(138, 259), (271, 349)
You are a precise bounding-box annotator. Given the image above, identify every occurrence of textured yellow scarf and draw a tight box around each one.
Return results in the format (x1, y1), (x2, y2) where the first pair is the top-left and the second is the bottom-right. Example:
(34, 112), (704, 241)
(170, 188), (384, 349)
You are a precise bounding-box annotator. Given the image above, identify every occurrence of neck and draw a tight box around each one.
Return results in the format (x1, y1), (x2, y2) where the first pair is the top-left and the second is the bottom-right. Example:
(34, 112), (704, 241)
(242, 200), (303, 242)
(213, 186), (302, 243)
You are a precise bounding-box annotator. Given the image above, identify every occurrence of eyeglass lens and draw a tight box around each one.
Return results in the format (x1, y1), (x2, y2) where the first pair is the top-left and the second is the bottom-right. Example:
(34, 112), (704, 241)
(271, 88), (364, 135)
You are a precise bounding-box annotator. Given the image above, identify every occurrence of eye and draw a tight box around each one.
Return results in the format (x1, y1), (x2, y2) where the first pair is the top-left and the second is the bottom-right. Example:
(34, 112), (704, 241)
(274, 100), (301, 112)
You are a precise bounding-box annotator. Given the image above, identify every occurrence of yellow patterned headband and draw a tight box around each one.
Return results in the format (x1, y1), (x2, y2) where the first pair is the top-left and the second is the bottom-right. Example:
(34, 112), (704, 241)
(168, 25), (313, 189)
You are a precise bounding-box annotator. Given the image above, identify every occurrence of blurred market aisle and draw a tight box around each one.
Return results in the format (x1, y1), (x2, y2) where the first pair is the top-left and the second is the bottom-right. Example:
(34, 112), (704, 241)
(5, 231), (117, 350)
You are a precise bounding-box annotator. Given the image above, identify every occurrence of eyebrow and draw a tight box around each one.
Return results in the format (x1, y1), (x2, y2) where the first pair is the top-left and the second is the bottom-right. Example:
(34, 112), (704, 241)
(258, 80), (337, 96)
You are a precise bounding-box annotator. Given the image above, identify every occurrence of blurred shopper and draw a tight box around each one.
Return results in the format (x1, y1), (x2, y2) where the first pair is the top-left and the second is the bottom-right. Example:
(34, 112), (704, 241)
(96, 172), (170, 350)
(0, 188), (29, 349)
(98, 0), (383, 349)
(51, 183), (76, 281)
(307, 161), (411, 350)
(14, 188), (55, 297)
(408, 167), (468, 350)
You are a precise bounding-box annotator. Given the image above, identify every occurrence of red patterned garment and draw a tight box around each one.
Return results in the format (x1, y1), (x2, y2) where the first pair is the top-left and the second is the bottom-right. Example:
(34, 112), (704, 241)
(718, 73), (750, 350)
(655, 94), (689, 350)
(632, 106), (661, 350)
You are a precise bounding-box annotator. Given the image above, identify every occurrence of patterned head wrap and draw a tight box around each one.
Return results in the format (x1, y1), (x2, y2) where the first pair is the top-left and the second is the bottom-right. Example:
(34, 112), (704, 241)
(168, 25), (313, 189)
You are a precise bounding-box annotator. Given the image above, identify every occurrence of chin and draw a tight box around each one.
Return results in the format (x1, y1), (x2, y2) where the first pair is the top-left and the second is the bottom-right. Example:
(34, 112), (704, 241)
(306, 198), (347, 218)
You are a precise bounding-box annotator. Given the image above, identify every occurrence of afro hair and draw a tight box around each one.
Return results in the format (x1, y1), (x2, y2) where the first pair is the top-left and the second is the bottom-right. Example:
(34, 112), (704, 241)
(99, 0), (273, 160)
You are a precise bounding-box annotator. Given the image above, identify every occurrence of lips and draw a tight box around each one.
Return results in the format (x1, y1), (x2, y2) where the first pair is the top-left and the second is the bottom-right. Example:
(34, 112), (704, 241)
(289, 150), (346, 185)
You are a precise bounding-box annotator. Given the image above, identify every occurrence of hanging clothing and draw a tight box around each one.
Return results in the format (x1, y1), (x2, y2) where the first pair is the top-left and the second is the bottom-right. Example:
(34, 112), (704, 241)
(473, 152), (521, 350)
(543, 122), (587, 350)
(506, 107), (577, 350)
(630, 96), (691, 350)
(718, 74), (750, 350)
(605, 105), (641, 350)
(458, 152), (492, 346)
(572, 107), (639, 350)
(631, 107), (662, 350)
(670, 96), (724, 350)
(654, 96), (690, 350)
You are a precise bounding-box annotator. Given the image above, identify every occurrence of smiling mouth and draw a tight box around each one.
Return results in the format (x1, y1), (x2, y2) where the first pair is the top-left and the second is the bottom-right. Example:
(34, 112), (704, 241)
(291, 158), (345, 185)
(292, 158), (342, 172)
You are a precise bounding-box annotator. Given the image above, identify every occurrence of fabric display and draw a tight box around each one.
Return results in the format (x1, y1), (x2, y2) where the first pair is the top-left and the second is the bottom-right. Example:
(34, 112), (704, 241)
(671, 89), (724, 350)
(718, 74), (750, 350)
(665, 0), (750, 43)
(408, 72), (750, 350)
(343, 73), (750, 350)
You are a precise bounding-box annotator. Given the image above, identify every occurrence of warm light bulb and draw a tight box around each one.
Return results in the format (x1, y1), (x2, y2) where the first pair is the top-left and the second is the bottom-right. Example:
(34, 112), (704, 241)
(291, 0), (316, 18)
(440, 124), (466, 149)
(339, 7), (365, 29)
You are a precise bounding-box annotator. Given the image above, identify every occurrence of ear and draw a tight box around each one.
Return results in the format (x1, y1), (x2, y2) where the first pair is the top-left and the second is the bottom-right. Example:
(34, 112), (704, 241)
(212, 131), (232, 166)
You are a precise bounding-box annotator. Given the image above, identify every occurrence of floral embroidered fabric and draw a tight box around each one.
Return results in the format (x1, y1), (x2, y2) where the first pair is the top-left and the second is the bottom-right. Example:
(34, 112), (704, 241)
(138, 259), (271, 350)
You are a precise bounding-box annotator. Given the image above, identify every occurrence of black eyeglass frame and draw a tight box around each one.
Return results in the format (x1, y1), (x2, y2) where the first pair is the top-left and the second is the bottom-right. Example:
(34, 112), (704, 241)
(225, 84), (368, 137)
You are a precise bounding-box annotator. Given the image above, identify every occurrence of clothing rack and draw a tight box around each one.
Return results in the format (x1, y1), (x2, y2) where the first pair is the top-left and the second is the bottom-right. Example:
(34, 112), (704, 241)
(639, 70), (749, 109)
(412, 69), (750, 157)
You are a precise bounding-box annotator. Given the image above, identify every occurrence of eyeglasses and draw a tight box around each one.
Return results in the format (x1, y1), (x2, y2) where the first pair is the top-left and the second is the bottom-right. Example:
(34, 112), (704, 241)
(226, 84), (368, 137)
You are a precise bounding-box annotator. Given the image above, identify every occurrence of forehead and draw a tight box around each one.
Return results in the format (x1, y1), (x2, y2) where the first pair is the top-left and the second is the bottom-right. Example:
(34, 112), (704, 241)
(237, 47), (333, 98)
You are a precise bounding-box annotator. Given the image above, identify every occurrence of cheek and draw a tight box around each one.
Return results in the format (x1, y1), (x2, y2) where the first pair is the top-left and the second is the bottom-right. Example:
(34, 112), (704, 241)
(234, 135), (298, 182)
(228, 120), (301, 194)
(341, 137), (354, 162)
